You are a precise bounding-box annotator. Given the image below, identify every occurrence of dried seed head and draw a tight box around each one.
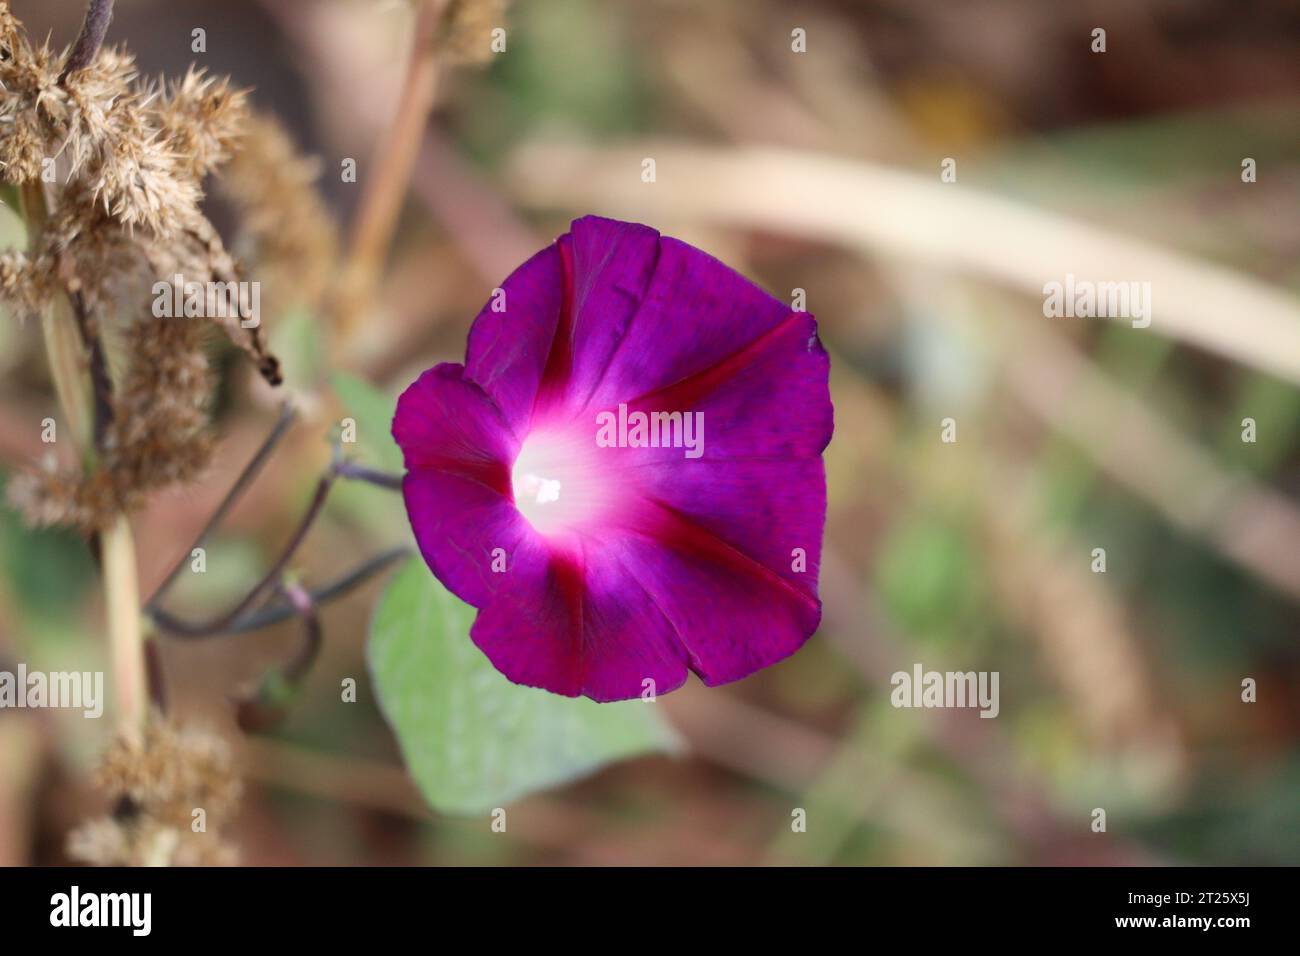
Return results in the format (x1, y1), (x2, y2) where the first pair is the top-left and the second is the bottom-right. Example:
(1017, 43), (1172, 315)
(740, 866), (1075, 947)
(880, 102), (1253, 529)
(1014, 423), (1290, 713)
(6, 465), (129, 533)
(0, 30), (64, 185)
(94, 717), (242, 825)
(220, 111), (339, 313)
(61, 47), (204, 237)
(67, 717), (241, 866)
(0, 249), (55, 319)
(154, 67), (250, 181)
(1, 3), (296, 532)
(68, 816), (239, 867)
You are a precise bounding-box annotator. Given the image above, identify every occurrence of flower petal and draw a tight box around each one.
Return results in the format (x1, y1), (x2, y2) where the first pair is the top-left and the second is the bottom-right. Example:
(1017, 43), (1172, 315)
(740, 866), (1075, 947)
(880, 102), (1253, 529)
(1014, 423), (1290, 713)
(402, 469), (532, 608)
(392, 363), (518, 478)
(463, 245), (565, 437)
(600, 309), (833, 463)
(623, 521), (822, 687)
(469, 532), (690, 701)
(393, 363), (523, 606)
(461, 216), (820, 432)
(567, 218), (800, 415)
(631, 458), (826, 604)
(469, 504), (821, 699)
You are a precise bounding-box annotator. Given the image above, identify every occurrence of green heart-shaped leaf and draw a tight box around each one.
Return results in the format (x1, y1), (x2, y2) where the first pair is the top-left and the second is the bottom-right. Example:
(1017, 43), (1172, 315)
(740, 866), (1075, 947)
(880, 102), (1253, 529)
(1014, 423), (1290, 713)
(368, 559), (680, 815)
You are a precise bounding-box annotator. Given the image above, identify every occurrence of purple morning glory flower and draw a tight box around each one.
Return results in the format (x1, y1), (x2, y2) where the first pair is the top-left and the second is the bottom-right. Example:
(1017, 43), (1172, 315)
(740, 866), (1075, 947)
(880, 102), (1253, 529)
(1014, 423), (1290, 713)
(392, 216), (833, 701)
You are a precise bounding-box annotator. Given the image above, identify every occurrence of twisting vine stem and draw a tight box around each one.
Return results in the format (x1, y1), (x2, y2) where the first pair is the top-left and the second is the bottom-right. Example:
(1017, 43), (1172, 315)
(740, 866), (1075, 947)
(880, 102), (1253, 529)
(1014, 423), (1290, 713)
(334, 460), (404, 490)
(146, 402), (298, 608)
(234, 581), (324, 733)
(60, 0), (116, 82)
(223, 546), (410, 634)
(152, 470), (339, 638)
(146, 407), (408, 645)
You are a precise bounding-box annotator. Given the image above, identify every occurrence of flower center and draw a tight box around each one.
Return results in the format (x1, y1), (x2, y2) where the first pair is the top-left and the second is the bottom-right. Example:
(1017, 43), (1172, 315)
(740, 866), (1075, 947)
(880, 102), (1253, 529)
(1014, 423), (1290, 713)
(511, 426), (617, 537)
(516, 473), (562, 506)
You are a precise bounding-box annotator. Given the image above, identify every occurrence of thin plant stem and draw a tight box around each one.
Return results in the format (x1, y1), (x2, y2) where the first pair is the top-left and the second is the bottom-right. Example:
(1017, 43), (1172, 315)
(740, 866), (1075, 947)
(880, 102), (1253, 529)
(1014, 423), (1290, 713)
(334, 460), (403, 490)
(102, 514), (145, 729)
(149, 546), (410, 640)
(224, 546), (410, 635)
(60, 0), (116, 81)
(146, 404), (405, 641)
(20, 182), (92, 457)
(275, 582), (322, 684)
(150, 536), (409, 639)
(336, 0), (448, 346)
(149, 471), (337, 638)
(40, 296), (92, 456)
(22, 169), (145, 733)
(234, 579), (324, 733)
(146, 402), (298, 608)
(143, 632), (167, 715)
(69, 291), (115, 449)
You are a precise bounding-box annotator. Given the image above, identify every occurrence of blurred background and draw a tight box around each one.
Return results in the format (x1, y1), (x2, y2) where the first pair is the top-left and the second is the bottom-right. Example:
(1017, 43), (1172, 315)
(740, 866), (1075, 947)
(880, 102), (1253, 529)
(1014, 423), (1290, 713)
(1, 0), (1299, 865)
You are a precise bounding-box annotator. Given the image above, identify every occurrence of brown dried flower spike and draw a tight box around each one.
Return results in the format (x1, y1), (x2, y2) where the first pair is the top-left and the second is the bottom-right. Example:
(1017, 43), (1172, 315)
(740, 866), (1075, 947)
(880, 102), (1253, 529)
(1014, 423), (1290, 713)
(66, 716), (241, 867)
(0, 1), (283, 532)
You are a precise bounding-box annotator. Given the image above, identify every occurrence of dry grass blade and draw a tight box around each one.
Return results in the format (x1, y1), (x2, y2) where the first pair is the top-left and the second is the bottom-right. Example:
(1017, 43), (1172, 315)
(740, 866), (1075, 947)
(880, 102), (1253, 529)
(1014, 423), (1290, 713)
(506, 142), (1300, 386)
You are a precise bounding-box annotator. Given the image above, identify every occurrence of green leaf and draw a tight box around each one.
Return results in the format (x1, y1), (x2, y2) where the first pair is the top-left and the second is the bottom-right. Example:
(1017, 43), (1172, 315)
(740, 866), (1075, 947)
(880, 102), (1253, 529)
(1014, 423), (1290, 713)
(368, 559), (680, 815)
(331, 372), (404, 472)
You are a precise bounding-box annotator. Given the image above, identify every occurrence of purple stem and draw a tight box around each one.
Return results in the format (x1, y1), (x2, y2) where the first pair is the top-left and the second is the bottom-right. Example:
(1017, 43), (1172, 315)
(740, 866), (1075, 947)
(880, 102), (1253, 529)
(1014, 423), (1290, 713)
(60, 0), (116, 82)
